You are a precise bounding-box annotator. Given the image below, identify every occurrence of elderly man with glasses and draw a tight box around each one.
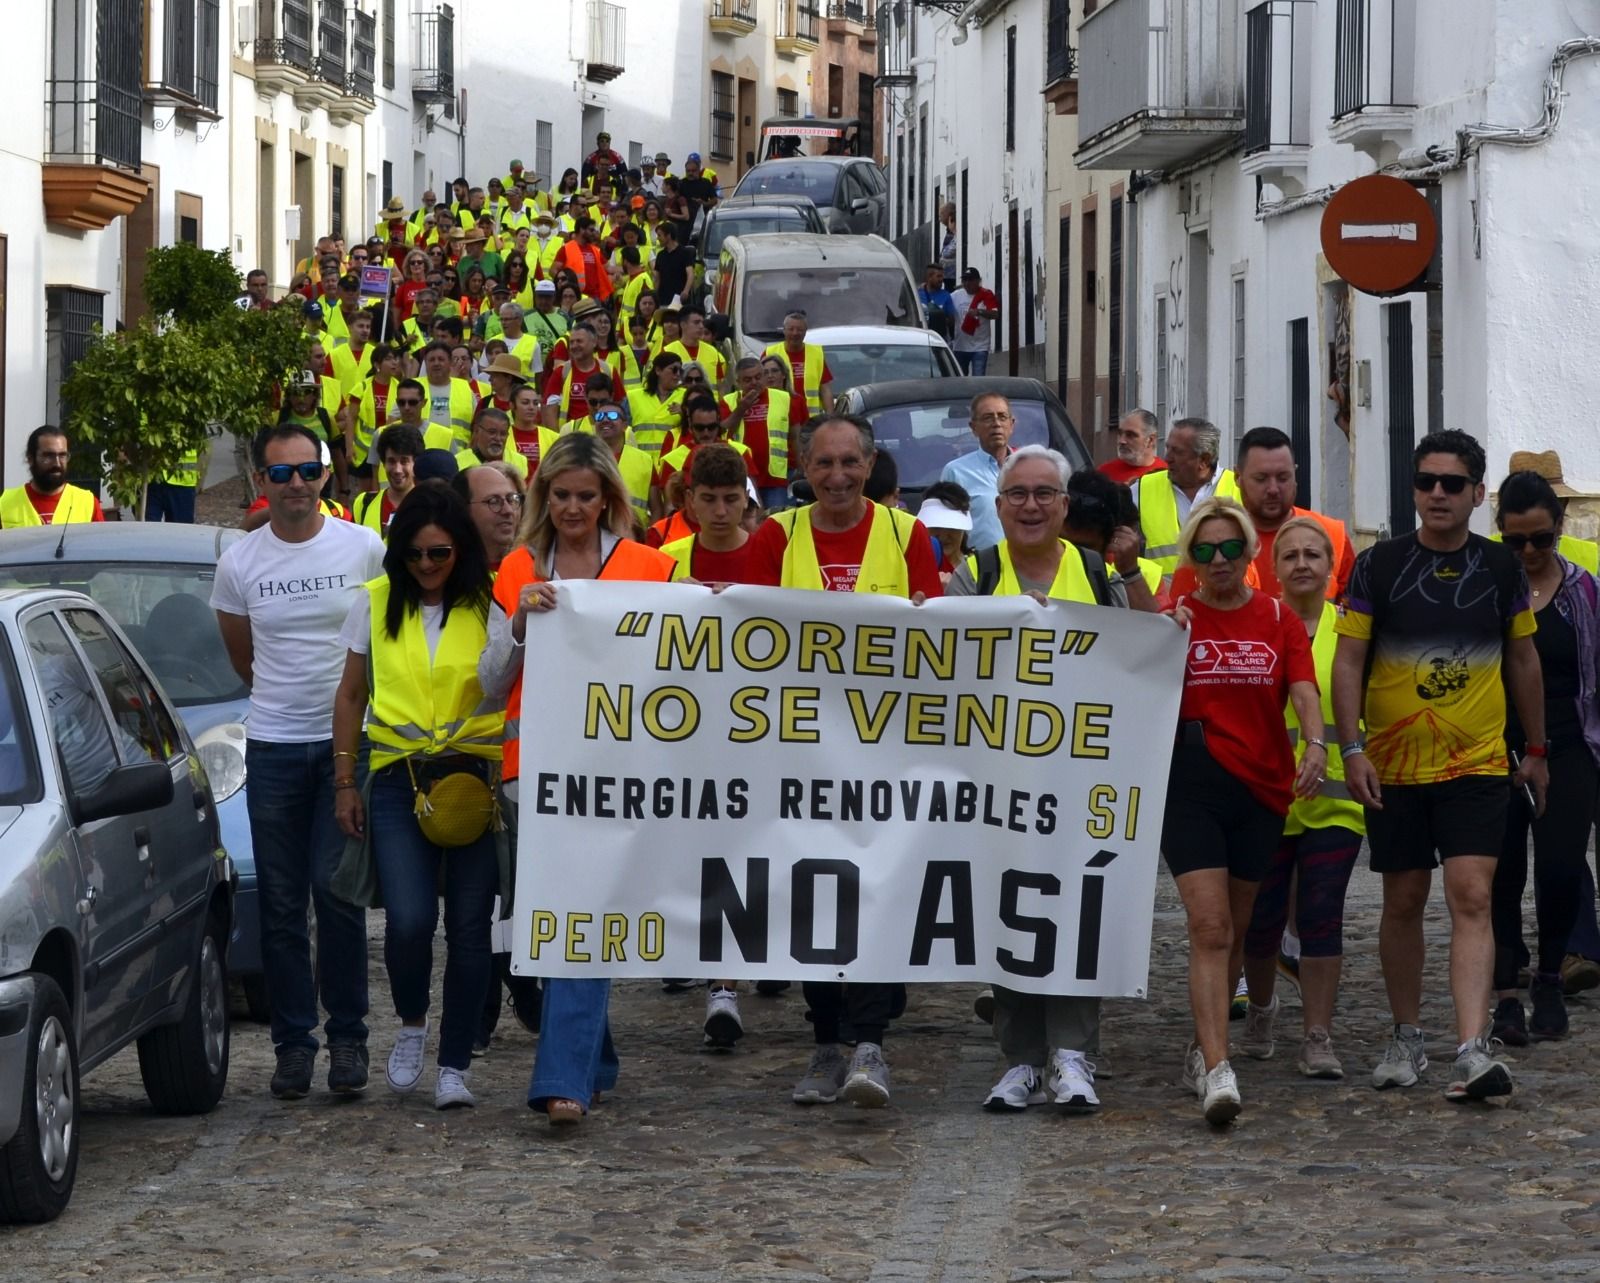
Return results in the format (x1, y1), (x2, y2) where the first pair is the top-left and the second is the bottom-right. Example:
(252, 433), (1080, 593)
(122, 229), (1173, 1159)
(938, 391), (1017, 550)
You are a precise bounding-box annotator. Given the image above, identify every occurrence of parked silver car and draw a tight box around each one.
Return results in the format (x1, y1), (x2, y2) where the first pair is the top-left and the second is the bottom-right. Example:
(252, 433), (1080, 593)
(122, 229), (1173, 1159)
(0, 588), (234, 1222)
(0, 526), (264, 1018)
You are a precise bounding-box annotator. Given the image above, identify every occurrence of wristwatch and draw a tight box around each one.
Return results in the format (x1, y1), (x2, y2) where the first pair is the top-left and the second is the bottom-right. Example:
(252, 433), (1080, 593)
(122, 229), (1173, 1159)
(1340, 740), (1367, 759)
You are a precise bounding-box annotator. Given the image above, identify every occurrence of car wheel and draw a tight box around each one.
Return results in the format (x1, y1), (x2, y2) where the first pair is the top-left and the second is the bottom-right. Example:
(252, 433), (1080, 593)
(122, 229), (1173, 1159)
(0, 975), (79, 1223)
(137, 913), (230, 1115)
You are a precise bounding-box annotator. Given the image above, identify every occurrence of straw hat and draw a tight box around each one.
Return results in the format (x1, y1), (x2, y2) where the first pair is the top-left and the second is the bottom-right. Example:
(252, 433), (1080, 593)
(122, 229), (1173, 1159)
(482, 354), (527, 381)
(383, 196), (406, 216)
(1508, 449), (1579, 498)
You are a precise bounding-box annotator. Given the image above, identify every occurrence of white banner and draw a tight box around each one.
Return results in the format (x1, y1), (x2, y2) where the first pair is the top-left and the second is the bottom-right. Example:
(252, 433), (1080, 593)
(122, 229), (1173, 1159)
(510, 581), (1185, 996)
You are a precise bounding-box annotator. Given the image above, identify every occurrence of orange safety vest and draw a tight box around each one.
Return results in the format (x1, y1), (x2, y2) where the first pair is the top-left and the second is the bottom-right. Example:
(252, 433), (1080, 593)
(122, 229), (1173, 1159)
(561, 240), (613, 301)
(493, 539), (675, 780)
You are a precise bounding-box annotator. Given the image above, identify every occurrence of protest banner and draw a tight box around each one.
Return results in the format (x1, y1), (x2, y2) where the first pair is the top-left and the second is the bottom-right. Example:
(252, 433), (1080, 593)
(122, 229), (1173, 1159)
(510, 581), (1186, 996)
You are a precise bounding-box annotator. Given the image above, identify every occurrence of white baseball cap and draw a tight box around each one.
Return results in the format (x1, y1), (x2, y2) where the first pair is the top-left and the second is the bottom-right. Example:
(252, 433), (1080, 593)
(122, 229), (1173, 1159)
(917, 497), (973, 532)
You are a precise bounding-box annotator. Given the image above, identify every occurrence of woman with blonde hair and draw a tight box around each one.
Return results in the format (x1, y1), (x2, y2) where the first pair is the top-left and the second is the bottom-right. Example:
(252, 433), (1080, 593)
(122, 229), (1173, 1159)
(1164, 497), (1325, 1124)
(478, 433), (675, 1126)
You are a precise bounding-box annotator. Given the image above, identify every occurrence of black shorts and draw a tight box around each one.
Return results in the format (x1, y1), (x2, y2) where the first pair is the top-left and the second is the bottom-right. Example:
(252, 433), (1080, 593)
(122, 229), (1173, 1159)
(1365, 775), (1510, 872)
(1162, 742), (1286, 882)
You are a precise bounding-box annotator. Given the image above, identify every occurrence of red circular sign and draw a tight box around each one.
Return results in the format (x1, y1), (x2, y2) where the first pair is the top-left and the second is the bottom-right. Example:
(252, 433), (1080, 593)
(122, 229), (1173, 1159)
(1320, 175), (1437, 297)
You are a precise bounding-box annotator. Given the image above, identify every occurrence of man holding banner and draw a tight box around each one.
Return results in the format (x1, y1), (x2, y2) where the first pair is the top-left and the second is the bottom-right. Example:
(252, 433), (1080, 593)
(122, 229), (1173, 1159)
(747, 414), (944, 1108)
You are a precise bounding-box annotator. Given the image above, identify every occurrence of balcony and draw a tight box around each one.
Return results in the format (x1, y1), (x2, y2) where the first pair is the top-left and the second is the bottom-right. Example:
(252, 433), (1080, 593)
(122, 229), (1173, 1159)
(255, 0), (314, 96)
(777, 1), (822, 56)
(145, 0), (222, 117)
(412, 2), (454, 102)
(586, 1), (625, 82)
(1240, 1), (1312, 190)
(1075, 0), (1244, 172)
(335, 9), (376, 120)
(1330, 0), (1416, 160)
(710, 0), (757, 37)
(1044, 0), (1078, 116)
(43, 77), (150, 230)
(875, 0), (912, 85)
(295, 1), (346, 112)
(826, 1), (870, 30)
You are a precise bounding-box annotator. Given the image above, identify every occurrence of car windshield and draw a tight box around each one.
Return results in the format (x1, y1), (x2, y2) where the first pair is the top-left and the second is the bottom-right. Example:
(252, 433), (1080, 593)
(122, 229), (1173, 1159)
(861, 398), (1078, 492)
(743, 268), (919, 340)
(0, 563), (245, 708)
(0, 632), (40, 805)
(705, 212), (811, 257)
(823, 343), (951, 395)
(736, 164), (841, 203)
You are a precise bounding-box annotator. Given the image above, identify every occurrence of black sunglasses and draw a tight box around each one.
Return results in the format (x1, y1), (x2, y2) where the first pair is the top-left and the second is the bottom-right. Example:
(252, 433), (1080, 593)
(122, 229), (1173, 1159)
(395, 397), (423, 407)
(404, 545), (455, 564)
(264, 461), (325, 484)
(1414, 471), (1471, 495)
(1191, 538), (1247, 564)
(1501, 530), (1557, 552)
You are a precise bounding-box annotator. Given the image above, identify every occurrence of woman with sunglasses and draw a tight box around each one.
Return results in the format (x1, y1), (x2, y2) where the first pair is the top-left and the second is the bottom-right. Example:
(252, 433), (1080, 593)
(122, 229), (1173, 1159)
(331, 482), (502, 1110)
(1489, 470), (1600, 1043)
(1165, 497), (1324, 1124)
(479, 434), (675, 1126)
(1237, 517), (1365, 1078)
(626, 352), (686, 460)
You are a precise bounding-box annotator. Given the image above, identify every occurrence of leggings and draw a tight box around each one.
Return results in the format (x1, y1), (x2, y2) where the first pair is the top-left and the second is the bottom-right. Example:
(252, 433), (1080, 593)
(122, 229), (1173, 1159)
(1244, 825), (1363, 960)
(1492, 744), (1598, 988)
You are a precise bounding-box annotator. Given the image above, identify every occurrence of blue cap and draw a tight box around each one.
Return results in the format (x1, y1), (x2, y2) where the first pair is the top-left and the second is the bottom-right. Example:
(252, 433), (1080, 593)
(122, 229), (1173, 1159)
(302, 299), (324, 318)
(687, 152), (702, 163)
(414, 449), (460, 483)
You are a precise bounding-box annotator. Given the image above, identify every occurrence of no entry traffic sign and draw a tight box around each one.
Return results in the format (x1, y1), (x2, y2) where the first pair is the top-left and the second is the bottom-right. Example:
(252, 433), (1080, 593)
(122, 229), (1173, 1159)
(1320, 175), (1437, 297)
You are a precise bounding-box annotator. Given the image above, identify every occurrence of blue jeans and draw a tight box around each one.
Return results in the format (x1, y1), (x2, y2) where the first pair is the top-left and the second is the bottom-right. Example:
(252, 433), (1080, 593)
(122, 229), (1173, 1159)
(245, 739), (369, 1052)
(527, 979), (617, 1110)
(369, 766), (498, 1070)
(955, 350), (989, 376)
(145, 482), (197, 523)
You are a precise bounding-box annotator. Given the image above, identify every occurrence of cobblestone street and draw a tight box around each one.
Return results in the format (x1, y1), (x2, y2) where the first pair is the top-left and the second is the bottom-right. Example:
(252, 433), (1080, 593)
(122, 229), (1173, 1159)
(7, 866), (1598, 1282)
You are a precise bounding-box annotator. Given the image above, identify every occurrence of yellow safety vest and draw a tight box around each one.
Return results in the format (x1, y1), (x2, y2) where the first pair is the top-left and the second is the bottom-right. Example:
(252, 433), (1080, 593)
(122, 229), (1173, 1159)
(1135, 468), (1241, 573)
(456, 446), (530, 481)
(353, 490), (390, 538)
(625, 388), (685, 458)
(499, 333), (540, 375)
(773, 502), (918, 595)
(764, 342), (826, 416)
(1285, 600), (1366, 837)
(612, 445), (654, 521)
(364, 576), (503, 772)
(162, 448), (201, 488)
(618, 346), (650, 392)
(964, 540), (1099, 604)
(663, 339), (727, 386)
(0, 483), (97, 527)
(424, 378), (477, 445)
(1488, 531), (1599, 575)
(559, 360), (623, 420)
(330, 343), (373, 399)
(723, 388), (793, 481)
(422, 422), (457, 453)
(355, 380), (401, 466)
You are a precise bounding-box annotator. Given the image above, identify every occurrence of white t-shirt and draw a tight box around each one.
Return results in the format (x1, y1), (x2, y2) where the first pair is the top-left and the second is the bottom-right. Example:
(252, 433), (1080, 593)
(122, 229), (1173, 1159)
(950, 288), (992, 354)
(339, 593), (445, 662)
(211, 518), (386, 743)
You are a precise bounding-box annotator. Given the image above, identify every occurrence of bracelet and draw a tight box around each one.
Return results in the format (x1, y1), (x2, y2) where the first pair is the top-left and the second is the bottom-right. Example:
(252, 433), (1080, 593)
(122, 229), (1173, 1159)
(1524, 743), (1548, 759)
(1340, 741), (1366, 759)
(333, 779), (357, 791)
(1304, 738), (1327, 751)
(333, 750), (358, 762)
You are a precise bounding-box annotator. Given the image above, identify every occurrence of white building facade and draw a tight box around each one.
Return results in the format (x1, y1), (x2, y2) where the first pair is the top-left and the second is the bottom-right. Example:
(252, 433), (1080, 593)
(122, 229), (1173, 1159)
(1075, 0), (1600, 539)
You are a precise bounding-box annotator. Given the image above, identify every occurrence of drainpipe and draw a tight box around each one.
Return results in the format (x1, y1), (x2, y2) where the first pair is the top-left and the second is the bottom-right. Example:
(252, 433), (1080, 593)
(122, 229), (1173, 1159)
(952, 0), (1008, 45)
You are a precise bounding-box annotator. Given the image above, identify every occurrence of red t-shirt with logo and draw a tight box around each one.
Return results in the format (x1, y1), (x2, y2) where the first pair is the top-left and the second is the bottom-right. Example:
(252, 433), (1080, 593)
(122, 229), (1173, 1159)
(747, 505), (944, 597)
(1177, 590), (1316, 815)
(689, 540), (758, 585)
(726, 390), (790, 487)
(786, 350), (833, 405)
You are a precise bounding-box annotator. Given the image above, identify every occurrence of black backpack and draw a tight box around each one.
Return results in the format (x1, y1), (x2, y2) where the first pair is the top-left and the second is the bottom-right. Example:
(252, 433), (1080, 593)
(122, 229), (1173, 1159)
(972, 542), (1112, 605)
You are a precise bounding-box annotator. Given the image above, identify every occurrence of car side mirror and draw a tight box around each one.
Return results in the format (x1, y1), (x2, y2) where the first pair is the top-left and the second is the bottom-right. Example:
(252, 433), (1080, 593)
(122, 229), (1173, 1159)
(75, 761), (174, 825)
(850, 198), (871, 214)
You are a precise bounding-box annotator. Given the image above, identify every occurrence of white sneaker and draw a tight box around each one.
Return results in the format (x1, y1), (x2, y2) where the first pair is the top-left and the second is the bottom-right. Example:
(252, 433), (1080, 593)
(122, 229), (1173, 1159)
(386, 1023), (428, 1094)
(1203, 1060), (1242, 1125)
(983, 1063), (1046, 1111)
(434, 1066), (476, 1109)
(1241, 995), (1278, 1060)
(1046, 1050), (1099, 1111)
(704, 986), (743, 1048)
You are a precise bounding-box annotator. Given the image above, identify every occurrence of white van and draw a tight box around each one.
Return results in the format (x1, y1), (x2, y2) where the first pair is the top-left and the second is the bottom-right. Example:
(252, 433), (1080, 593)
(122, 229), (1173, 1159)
(711, 233), (925, 360)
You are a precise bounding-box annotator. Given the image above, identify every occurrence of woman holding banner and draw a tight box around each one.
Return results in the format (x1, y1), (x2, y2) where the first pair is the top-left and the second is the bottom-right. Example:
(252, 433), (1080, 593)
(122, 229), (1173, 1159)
(1237, 517), (1365, 1079)
(478, 433), (675, 1126)
(1164, 497), (1325, 1125)
(945, 445), (1124, 1113)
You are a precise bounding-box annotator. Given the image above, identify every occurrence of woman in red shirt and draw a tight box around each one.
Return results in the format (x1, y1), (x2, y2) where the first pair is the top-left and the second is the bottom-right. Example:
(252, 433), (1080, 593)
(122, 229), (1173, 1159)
(1164, 497), (1325, 1126)
(395, 251), (430, 324)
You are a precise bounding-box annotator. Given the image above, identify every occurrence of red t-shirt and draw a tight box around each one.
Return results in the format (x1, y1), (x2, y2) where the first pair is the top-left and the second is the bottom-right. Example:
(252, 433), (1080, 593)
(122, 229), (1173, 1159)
(727, 391), (789, 487)
(747, 505), (945, 598)
(1098, 457), (1167, 486)
(689, 539), (758, 585)
(245, 496), (352, 521)
(511, 426), (546, 462)
(369, 379), (393, 427)
(20, 484), (106, 524)
(544, 362), (600, 420)
(786, 349), (833, 404)
(1176, 591), (1316, 815)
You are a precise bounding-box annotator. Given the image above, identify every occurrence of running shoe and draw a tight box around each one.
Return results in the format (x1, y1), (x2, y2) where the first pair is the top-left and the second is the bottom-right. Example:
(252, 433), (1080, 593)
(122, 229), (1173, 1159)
(1046, 1050), (1099, 1111)
(1445, 1035), (1513, 1102)
(704, 986), (744, 1048)
(1202, 1061), (1242, 1125)
(1297, 1026), (1344, 1079)
(1371, 1024), (1427, 1090)
(434, 1066), (476, 1109)
(1240, 995), (1278, 1060)
(792, 1044), (848, 1105)
(841, 1042), (891, 1108)
(983, 1064), (1046, 1112)
(386, 1024), (428, 1094)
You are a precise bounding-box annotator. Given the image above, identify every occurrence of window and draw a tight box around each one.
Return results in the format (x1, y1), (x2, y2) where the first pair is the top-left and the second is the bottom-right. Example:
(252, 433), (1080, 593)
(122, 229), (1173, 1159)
(857, 73), (874, 157)
(1231, 275), (1247, 451)
(64, 610), (182, 765)
(382, 159), (393, 203)
(916, 104), (928, 224)
(382, 0), (395, 88)
(536, 120), (553, 191)
(331, 163), (345, 240)
(25, 613), (123, 798)
(1289, 316), (1312, 490)
(161, 0), (219, 110)
(177, 192), (202, 246)
(710, 72), (736, 162)
(1005, 25), (1017, 151)
(1186, 230), (1209, 416)
(1108, 196), (1123, 427)
(45, 287), (104, 443)
(48, 0), (142, 169)
(1155, 295), (1169, 429)
(894, 130), (905, 235)
(777, 88), (799, 117)
(1383, 301), (1416, 533)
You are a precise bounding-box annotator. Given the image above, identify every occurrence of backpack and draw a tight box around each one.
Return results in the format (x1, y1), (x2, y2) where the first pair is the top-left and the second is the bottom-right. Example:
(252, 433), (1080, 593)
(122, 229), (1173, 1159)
(972, 542), (1112, 605)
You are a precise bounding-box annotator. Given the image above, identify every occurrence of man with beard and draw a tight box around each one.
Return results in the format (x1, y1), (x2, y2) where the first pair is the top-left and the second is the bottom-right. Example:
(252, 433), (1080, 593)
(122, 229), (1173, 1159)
(1099, 409), (1167, 486)
(0, 426), (105, 526)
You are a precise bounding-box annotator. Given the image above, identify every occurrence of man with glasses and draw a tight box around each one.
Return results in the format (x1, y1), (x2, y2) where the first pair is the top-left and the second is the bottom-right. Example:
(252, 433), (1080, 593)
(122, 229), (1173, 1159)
(1132, 417), (1240, 576)
(212, 423), (385, 1101)
(455, 462), (524, 570)
(0, 426), (105, 526)
(1333, 429), (1547, 1104)
(938, 391), (1017, 550)
(456, 406), (529, 481)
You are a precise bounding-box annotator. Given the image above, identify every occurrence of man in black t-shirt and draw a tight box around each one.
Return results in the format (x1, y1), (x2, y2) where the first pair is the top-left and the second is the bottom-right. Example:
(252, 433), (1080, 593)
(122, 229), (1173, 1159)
(653, 224), (696, 305)
(679, 153), (719, 231)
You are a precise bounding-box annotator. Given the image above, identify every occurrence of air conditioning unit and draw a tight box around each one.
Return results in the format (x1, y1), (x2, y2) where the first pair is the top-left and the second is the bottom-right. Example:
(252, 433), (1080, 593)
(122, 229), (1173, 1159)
(284, 205), (303, 243)
(237, 4), (255, 49)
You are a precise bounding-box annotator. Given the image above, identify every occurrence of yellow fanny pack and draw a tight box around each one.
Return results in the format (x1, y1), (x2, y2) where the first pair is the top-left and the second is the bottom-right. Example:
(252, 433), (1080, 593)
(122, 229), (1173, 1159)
(405, 758), (499, 848)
